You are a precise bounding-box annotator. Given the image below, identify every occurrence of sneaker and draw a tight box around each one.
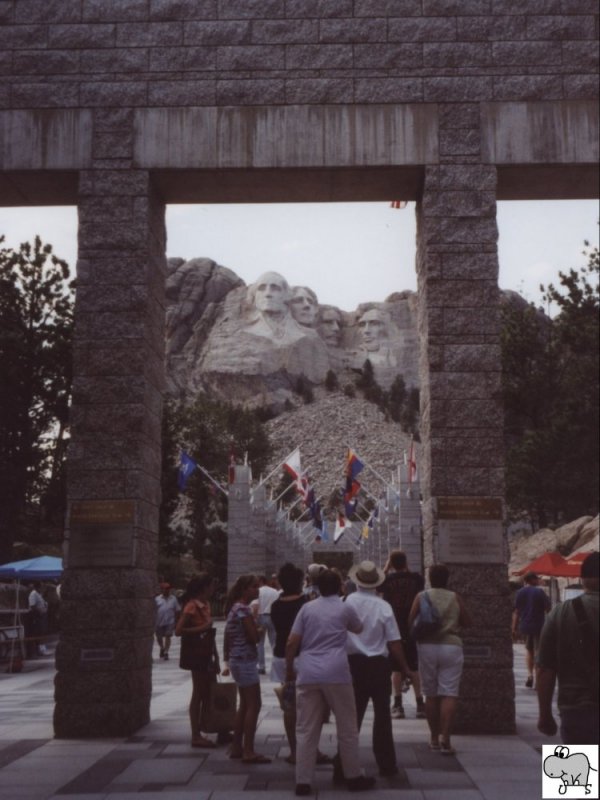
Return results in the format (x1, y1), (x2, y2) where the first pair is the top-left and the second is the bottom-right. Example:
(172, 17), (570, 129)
(258, 668), (266, 675)
(163, 652), (169, 660)
(391, 706), (405, 719)
(347, 775), (376, 792)
(416, 703), (426, 719)
(379, 766), (398, 777)
(159, 648), (164, 659)
(295, 784), (312, 796)
(525, 676), (533, 688)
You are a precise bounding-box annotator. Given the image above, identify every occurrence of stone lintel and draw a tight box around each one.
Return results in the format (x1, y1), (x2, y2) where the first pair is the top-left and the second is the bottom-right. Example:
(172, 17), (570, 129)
(133, 104), (440, 170)
(482, 100), (599, 165)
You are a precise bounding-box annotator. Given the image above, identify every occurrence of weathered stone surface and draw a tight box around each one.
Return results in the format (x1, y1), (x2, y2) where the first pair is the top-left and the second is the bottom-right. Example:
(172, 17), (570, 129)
(509, 515), (599, 574)
(265, 393), (415, 499)
(166, 260), (421, 406)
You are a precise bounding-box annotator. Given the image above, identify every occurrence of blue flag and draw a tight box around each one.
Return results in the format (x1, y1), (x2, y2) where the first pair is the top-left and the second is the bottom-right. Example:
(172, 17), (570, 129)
(178, 451), (198, 491)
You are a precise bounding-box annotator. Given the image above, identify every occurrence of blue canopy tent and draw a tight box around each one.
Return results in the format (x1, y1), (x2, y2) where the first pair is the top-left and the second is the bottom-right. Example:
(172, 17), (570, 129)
(0, 555), (63, 581)
(0, 556), (63, 614)
(0, 556), (62, 671)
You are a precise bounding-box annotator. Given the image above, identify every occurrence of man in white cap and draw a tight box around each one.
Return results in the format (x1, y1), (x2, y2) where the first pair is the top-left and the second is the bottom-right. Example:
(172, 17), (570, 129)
(303, 563), (326, 600)
(342, 560), (409, 778)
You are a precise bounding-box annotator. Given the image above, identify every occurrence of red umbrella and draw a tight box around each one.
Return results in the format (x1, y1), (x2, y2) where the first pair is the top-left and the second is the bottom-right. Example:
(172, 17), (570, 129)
(513, 551), (580, 578)
(563, 551), (596, 571)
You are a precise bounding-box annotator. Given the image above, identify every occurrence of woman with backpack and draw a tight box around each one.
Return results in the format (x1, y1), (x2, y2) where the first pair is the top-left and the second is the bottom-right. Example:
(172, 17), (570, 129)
(408, 563), (471, 755)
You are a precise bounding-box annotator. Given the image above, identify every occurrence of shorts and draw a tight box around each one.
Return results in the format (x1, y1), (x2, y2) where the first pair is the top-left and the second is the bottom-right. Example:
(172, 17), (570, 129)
(156, 624), (174, 638)
(417, 643), (464, 697)
(230, 659), (260, 688)
(524, 633), (540, 655)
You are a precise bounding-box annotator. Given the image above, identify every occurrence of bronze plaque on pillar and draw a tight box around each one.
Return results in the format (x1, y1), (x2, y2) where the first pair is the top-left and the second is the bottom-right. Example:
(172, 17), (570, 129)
(67, 500), (135, 567)
(437, 497), (504, 564)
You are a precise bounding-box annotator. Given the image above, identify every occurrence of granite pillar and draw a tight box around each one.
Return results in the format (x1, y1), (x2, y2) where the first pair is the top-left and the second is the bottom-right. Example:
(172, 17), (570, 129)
(416, 153), (515, 733)
(54, 140), (166, 736)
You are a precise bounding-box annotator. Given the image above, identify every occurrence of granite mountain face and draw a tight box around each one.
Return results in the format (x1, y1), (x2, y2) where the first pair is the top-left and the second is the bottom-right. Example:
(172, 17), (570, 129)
(165, 257), (420, 410)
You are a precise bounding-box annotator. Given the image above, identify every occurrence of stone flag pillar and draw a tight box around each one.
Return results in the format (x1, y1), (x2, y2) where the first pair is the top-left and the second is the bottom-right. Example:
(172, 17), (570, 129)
(54, 158), (167, 736)
(227, 465), (253, 588)
(398, 464), (423, 574)
(416, 153), (515, 733)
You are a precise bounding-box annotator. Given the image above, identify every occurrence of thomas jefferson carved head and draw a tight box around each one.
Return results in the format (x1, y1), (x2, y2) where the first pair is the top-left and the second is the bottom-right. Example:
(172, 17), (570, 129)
(318, 306), (343, 346)
(290, 286), (318, 327)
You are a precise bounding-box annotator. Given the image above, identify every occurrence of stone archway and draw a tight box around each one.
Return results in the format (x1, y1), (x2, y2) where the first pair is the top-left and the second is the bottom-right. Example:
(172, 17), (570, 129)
(1, 3), (597, 738)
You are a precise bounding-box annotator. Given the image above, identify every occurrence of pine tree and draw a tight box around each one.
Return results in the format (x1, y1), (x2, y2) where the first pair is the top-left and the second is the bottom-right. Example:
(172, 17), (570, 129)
(0, 236), (74, 560)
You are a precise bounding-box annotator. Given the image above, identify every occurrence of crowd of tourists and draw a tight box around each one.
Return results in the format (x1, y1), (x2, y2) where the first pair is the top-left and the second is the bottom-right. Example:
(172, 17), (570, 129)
(168, 549), (473, 796)
(160, 548), (599, 796)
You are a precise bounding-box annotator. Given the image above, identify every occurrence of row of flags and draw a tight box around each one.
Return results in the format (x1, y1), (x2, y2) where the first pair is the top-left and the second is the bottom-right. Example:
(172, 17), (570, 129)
(178, 440), (418, 546)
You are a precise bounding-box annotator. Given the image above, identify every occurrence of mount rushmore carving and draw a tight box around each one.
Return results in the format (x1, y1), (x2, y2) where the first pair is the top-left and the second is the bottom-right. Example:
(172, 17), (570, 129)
(166, 257), (420, 408)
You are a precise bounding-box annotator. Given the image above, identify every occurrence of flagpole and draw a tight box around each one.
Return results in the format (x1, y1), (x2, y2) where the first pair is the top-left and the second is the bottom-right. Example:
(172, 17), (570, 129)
(257, 446), (301, 488)
(296, 495), (325, 523)
(196, 464), (228, 496)
(269, 464), (313, 508)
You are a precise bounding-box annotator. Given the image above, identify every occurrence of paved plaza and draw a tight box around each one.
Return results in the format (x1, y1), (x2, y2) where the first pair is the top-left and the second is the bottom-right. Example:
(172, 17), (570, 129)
(0, 627), (559, 800)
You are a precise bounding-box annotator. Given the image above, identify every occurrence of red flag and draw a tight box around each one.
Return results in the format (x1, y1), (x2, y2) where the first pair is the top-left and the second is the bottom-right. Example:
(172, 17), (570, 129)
(283, 448), (302, 480)
(334, 513), (346, 543)
(390, 200), (407, 209)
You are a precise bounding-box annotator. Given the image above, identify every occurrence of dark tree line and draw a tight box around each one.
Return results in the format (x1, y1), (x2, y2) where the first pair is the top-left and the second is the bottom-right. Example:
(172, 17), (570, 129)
(502, 243), (599, 526)
(0, 236), (73, 562)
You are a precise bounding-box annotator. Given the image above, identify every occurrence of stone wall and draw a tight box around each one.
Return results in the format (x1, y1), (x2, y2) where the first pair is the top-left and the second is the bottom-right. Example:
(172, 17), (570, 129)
(0, 1), (597, 111)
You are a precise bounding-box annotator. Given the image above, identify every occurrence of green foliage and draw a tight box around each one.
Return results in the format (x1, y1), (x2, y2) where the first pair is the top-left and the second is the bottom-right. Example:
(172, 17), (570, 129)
(502, 244), (599, 525)
(0, 235), (74, 561)
(295, 373), (314, 404)
(354, 361), (420, 436)
(325, 369), (339, 392)
(160, 395), (272, 589)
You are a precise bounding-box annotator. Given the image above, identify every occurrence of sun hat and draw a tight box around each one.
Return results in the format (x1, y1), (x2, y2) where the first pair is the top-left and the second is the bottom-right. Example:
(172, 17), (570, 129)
(349, 560), (386, 589)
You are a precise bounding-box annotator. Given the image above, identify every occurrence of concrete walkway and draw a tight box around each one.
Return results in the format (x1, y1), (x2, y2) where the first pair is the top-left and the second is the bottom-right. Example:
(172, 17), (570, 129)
(0, 627), (559, 800)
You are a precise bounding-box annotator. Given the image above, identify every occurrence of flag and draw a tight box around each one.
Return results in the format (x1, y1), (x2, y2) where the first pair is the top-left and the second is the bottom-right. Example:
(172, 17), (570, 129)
(390, 200), (408, 209)
(334, 513), (346, 543)
(283, 448), (302, 480)
(344, 493), (358, 518)
(295, 474), (309, 503)
(178, 451), (198, 491)
(227, 442), (235, 484)
(407, 438), (417, 484)
(345, 449), (364, 482)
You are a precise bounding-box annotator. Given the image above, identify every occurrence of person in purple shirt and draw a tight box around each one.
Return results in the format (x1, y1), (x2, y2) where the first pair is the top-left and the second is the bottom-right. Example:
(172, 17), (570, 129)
(285, 569), (375, 796)
(512, 571), (551, 688)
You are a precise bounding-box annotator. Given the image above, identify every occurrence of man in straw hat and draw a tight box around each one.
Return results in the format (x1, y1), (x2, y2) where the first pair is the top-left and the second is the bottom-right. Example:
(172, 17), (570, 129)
(341, 560), (410, 778)
(537, 551), (599, 744)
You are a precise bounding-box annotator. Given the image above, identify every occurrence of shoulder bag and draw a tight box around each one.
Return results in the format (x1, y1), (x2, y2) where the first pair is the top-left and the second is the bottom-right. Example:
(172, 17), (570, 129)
(410, 590), (442, 641)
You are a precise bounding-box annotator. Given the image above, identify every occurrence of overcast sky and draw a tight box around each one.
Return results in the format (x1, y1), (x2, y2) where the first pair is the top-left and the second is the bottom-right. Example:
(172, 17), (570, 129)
(0, 200), (597, 311)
